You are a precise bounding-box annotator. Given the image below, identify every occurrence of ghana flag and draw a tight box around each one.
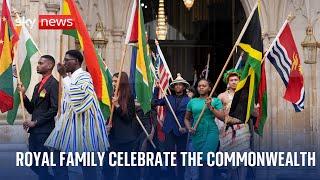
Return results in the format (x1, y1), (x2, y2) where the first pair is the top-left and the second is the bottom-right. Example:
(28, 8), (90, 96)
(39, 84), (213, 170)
(61, 0), (112, 119)
(229, 4), (264, 124)
(0, 0), (19, 113)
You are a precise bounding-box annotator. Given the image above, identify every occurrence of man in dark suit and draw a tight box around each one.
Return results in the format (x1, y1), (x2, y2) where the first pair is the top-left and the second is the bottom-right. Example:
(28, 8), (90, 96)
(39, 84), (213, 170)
(18, 55), (67, 180)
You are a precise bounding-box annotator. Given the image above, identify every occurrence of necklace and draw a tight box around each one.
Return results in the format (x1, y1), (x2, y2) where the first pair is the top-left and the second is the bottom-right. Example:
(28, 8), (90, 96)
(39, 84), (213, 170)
(227, 89), (234, 101)
(225, 89), (234, 111)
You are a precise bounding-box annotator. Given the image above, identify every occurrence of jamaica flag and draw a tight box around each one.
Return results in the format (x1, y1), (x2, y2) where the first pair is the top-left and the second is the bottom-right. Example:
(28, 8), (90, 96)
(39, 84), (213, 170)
(229, 5), (264, 124)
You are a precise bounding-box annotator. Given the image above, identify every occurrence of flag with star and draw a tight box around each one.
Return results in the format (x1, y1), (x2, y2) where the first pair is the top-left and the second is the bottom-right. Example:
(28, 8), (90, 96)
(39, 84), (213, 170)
(0, 0), (19, 113)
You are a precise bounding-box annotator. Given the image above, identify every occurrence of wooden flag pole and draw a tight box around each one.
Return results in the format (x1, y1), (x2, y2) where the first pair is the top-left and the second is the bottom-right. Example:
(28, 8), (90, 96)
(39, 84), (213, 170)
(107, 44), (128, 127)
(12, 10), (27, 125)
(155, 39), (173, 81)
(193, 2), (259, 130)
(263, 15), (295, 59)
(14, 50), (27, 124)
(205, 53), (210, 80)
(149, 60), (182, 129)
(57, 34), (64, 117)
(154, 40), (173, 94)
(135, 114), (157, 149)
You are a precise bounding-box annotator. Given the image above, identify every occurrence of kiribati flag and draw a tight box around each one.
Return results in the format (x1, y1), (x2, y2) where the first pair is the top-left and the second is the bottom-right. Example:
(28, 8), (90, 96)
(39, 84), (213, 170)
(265, 22), (305, 112)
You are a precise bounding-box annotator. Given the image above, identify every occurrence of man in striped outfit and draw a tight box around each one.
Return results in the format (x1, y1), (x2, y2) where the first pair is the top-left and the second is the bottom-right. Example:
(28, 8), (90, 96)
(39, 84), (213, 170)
(45, 50), (109, 180)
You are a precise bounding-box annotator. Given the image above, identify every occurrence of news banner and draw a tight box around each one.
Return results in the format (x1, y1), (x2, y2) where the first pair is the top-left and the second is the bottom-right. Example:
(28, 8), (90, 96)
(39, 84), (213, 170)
(16, 152), (316, 167)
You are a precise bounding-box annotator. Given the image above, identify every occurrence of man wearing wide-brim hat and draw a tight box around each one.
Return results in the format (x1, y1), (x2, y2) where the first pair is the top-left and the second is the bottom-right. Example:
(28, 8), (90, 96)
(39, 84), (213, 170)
(153, 73), (190, 180)
(169, 73), (190, 89)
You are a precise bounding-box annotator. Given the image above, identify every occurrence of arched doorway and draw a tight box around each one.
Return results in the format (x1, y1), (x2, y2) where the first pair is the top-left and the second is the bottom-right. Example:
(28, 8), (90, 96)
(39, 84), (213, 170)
(143, 0), (246, 93)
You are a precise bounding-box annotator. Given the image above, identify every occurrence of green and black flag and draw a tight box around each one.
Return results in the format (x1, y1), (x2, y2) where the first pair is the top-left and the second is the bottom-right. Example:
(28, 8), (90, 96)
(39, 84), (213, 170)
(229, 4), (264, 124)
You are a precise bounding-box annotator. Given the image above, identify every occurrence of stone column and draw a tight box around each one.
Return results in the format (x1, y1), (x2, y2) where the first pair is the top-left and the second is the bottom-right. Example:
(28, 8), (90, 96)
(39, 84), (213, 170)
(107, 0), (133, 73)
(44, 2), (61, 79)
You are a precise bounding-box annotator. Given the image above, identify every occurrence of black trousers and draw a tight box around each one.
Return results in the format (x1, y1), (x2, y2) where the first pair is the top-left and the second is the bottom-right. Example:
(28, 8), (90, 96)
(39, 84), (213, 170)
(29, 133), (69, 180)
(103, 141), (139, 180)
(81, 166), (98, 180)
(164, 131), (188, 180)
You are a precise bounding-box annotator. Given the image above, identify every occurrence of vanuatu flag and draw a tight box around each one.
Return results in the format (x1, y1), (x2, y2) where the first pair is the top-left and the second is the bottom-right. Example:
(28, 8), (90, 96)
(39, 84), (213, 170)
(61, 0), (112, 119)
(126, 0), (153, 113)
(0, 0), (19, 112)
(229, 5), (263, 124)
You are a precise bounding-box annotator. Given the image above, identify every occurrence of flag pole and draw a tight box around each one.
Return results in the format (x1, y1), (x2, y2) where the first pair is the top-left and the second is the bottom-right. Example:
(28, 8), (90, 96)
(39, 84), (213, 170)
(107, 44), (128, 127)
(193, 2), (259, 130)
(57, 0), (64, 117)
(14, 48), (27, 125)
(155, 39), (173, 81)
(149, 57), (182, 129)
(57, 34), (64, 117)
(135, 114), (157, 149)
(263, 15), (295, 59)
(154, 39), (172, 94)
(205, 53), (210, 80)
(12, 10), (27, 125)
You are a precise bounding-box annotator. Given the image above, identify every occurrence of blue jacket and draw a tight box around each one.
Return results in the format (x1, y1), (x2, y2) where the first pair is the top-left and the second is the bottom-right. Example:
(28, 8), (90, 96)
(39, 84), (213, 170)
(153, 88), (190, 136)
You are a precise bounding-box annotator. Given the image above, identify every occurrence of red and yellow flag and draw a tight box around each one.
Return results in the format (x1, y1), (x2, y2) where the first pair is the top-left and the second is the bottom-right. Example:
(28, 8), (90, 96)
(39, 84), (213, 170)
(61, 0), (111, 119)
(0, 0), (19, 112)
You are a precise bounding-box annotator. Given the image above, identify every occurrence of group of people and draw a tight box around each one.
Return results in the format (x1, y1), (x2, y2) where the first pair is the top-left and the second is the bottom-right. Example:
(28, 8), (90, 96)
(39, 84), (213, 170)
(18, 49), (256, 180)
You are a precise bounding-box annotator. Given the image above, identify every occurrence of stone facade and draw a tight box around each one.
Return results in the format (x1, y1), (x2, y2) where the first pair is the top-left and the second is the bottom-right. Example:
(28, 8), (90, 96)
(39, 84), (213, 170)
(0, 0), (319, 178)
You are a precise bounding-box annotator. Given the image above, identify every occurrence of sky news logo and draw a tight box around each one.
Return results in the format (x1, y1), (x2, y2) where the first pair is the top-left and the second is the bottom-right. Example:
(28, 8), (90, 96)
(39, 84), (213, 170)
(38, 15), (75, 30)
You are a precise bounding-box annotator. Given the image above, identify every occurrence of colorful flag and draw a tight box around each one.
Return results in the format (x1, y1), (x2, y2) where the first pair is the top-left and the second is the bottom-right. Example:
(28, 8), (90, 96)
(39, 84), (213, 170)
(62, 0), (111, 118)
(154, 49), (171, 137)
(265, 22), (305, 111)
(126, 0), (153, 113)
(0, 0), (19, 112)
(97, 51), (113, 119)
(6, 25), (38, 124)
(255, 60), (267, 135)
(156, 43), (173, 80)
(155, 51), (171, 95)
(125, 0), (139, 45)
(129, 46), (138, 97)
(229, 5), (263, 124)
